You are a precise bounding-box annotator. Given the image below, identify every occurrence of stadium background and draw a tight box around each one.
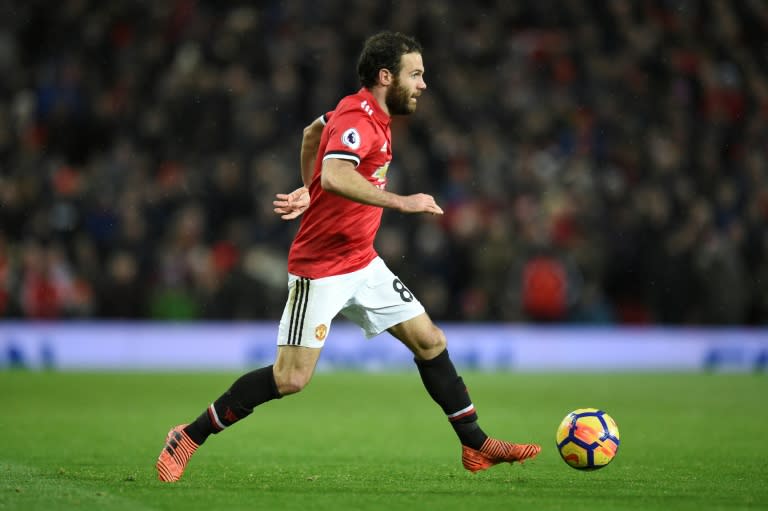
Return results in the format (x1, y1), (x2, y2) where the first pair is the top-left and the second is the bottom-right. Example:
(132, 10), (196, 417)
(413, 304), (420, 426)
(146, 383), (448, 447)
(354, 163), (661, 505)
(1, 0), (766, 327)
(1, 4), (767, 510)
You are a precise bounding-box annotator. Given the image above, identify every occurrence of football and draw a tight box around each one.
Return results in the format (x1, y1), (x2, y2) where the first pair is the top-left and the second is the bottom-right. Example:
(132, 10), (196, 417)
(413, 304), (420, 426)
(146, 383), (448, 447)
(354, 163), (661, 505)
(556, 408), (620, 470)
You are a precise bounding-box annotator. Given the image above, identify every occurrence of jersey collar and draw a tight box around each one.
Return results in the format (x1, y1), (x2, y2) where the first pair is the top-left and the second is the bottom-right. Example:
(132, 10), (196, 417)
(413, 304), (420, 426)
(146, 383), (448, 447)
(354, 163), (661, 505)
(359, 87), (391, 126)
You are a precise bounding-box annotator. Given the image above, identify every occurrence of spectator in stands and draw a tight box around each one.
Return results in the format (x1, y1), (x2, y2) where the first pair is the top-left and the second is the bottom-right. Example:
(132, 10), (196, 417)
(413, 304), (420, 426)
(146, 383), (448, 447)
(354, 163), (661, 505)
(0, 1), (765, 324)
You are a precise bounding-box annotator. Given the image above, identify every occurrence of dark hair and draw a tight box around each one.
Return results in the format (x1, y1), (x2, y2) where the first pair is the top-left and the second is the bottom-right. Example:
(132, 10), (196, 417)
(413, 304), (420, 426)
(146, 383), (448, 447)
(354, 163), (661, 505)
(357, 31), (422, 88)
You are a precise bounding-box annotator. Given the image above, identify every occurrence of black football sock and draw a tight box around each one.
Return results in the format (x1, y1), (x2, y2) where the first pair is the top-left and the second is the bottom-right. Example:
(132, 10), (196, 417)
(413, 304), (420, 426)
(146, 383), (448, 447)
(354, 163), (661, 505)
(414, 349), (488, 450)
(184, 365), (282, 445)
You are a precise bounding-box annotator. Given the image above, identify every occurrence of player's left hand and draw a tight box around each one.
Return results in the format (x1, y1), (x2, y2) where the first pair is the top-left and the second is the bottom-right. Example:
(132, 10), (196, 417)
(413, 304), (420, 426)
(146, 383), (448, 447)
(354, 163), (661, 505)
(273, 186), (310, 220)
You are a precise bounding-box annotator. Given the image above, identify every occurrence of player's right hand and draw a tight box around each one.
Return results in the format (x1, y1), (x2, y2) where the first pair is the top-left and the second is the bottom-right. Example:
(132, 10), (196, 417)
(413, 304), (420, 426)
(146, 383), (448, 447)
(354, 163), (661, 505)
(398, 193), (444, 215)
(273, 186), (310, 220)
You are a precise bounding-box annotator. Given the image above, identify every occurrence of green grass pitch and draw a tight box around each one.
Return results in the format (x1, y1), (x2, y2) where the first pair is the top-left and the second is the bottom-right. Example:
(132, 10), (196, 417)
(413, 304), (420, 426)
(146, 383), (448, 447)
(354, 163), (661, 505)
(1, 370), (766, 510)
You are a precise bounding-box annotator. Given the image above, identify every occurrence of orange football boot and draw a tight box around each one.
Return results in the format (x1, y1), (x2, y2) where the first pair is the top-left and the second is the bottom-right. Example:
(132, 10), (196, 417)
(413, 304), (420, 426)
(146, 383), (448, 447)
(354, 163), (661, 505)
(156, 425), (199, 482)
(462, 437), (541, 473)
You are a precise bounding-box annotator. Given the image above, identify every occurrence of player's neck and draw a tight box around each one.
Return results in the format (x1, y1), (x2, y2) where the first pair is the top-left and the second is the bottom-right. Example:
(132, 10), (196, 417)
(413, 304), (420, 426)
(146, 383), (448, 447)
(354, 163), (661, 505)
(367, 86), (391, 117)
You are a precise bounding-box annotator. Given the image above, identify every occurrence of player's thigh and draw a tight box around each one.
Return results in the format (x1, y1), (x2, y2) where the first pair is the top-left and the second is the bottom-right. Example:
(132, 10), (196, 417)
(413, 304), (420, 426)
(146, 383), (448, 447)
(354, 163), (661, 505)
(273, 345), (323, 394)
(277, 273), (353, 348)
(387, 312), (446, 360)
(275, 345), (323, 373)
(343, 257), (426, 339)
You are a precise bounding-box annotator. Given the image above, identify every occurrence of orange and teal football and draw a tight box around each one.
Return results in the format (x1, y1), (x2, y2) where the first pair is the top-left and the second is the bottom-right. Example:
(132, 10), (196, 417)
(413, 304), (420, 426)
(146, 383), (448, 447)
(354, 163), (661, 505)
(556, 408), (620, 470)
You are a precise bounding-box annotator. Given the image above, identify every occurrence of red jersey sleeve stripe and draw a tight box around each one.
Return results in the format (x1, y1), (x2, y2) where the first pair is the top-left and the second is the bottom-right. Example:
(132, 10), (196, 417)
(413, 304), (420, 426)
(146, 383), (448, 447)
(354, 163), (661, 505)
(323, 151), (360, 166)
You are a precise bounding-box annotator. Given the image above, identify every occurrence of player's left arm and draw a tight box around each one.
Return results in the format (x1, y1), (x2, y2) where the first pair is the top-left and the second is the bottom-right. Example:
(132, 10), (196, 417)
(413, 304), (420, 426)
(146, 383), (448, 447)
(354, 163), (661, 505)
(321, 158), (443, 215)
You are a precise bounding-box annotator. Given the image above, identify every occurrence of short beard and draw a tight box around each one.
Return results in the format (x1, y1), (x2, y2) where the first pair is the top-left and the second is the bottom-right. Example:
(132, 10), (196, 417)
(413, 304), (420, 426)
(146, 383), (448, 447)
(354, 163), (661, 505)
(385, 78), (415, 115)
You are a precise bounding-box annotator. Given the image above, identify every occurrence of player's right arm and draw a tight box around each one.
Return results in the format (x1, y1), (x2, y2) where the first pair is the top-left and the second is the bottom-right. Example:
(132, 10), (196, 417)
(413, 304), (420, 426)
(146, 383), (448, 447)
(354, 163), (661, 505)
(321, 158), (443, 215)
(300, 113), (330, 187)
(273, 112), (334, 220)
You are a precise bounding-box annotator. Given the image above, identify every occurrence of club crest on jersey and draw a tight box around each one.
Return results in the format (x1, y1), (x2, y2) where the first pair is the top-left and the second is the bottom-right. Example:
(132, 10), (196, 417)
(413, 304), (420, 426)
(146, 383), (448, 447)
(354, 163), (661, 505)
(341, 128), (361, 150)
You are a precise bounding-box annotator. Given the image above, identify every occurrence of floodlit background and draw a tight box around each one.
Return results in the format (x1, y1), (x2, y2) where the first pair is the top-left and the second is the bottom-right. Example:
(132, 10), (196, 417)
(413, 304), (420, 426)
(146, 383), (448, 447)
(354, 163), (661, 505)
(0, 1), (766, 371)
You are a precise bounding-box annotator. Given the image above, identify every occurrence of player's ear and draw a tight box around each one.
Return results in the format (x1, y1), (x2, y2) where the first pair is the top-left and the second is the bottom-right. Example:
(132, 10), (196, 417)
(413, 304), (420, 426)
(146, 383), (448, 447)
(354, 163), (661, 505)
(378, 68), (393, 86)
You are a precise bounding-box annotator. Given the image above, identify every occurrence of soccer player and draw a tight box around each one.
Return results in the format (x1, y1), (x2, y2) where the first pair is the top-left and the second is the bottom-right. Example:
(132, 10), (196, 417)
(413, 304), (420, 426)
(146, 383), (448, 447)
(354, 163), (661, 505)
(156, 31), (540, 483)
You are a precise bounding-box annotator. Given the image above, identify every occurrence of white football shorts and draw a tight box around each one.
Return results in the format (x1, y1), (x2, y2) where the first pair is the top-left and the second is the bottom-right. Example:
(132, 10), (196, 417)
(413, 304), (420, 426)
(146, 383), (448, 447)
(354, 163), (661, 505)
(276, 257), (425, 348)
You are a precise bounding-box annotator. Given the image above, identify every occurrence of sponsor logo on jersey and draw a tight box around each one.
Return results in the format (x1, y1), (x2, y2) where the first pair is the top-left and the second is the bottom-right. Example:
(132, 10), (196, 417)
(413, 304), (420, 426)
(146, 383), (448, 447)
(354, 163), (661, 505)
(341, 128), (361, 150)
(372, 162), (390, 189)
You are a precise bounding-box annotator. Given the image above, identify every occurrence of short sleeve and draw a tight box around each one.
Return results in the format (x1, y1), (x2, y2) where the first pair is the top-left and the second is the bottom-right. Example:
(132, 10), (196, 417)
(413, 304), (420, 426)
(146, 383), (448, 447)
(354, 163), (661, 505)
(322, 110), (376, 167)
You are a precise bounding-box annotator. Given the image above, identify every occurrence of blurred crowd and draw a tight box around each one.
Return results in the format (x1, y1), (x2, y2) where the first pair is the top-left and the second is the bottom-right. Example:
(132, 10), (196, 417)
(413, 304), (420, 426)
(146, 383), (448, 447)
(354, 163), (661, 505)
(0, 0), (766, 324)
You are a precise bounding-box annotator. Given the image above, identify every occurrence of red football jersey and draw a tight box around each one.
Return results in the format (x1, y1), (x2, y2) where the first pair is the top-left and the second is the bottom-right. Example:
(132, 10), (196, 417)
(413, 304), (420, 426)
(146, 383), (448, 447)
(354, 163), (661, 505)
(288, 88), (393, 278)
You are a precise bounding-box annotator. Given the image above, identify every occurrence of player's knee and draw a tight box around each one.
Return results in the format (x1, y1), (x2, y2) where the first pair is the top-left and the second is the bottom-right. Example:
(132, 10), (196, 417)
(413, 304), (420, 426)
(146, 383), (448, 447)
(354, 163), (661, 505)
(273, 368), (312, 396)
(431, 325), (447, 352)
(414, 325), (446, 360)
